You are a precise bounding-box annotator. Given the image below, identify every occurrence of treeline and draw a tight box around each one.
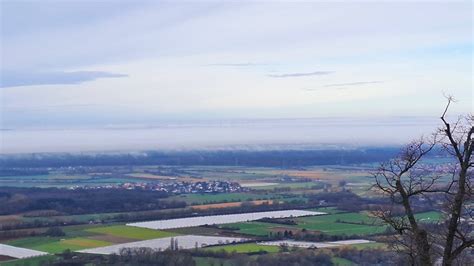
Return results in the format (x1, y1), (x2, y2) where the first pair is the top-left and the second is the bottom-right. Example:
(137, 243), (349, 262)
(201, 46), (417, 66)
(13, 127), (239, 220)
(333, 247), (404, 265)
(44, 245), (408, 266)
(307, 190), (412, 213)
(0, 168), (49, 176)
(0, 195), (319, 232)
(47, 248), (334, 266)
(0, 187), (181, 216)
(256, 217), (297, 225)
(264, 229), (365, 242)
(308, 191), (371, 212)
(0, 148), (400, 168)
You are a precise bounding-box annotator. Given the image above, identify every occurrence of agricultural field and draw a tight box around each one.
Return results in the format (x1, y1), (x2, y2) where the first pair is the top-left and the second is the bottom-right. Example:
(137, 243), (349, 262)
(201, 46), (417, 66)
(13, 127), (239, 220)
(172, 165), (375, 195)
(0, 173), (152, 188)
(0, 243), (47, 259)
(0, 163), (449, 265)
(79, 235), (247, 255)
(5, 236), (110, 253)
(127, 210), (324, 230)
(414, 211), (442, 223)
(3, 224), (178, 254)
(250, 181), (322, 190)
(257, 239), (374, 248)
(21, 212), (123, 224)
(221, 221), (278, 236)
(221, 210), (441, 237)
(348, 242), (388, 250)
(221, 211), (386, 236)
(171, 166), (277, 181)
(293, 212), (386, 235)
(86, 225), (178, 240)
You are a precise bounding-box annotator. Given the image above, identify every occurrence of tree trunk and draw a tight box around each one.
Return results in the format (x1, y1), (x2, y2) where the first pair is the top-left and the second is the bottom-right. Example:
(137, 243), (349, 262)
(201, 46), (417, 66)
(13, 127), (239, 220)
(416, 230), (432, 266)
(397, 180), (432, 265)
(442, 166), (468, 266)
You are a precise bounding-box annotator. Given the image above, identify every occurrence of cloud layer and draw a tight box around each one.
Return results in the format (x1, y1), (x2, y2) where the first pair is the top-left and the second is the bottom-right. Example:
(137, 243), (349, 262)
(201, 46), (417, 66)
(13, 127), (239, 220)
(1, 1), (472, 133)
(0, 70), (127, 88)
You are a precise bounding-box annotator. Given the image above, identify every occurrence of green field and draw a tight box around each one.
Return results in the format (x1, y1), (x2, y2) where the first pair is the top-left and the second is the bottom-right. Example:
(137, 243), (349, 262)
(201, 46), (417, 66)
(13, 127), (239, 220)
(0, 173), (152, 188)
(294, 212), (386, 235)
(310, 207), (343, 214)
(222, 211), (441, 237)
(5, 236), (60, 250)
(86, 225), (178, 240)
(222, 211), (386, 236)
(205, 243), (279, 253)
(22, 212), (122, 224)
(4, 224), (178, 253)
(349, 242), (388, 250)
(177, 166), (277, 181)
(5, 236), (111, 253)
(33, 238), (110, 253)
(414, 211), (442, 222)
(252, 182), (321, 190)
(222, 222), (278, 236)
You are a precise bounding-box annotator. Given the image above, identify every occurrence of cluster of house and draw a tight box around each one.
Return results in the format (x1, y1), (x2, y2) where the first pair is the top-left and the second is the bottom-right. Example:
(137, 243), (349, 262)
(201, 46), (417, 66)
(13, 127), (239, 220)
(70, 180), (248, 194)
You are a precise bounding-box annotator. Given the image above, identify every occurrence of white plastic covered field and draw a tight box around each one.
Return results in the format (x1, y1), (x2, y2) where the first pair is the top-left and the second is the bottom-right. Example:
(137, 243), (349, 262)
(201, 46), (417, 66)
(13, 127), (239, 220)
(127, 209), (324, 230)
(0, 244), (48, 259)
(78, 235), (247, 255)
(257, 239), (374, 248)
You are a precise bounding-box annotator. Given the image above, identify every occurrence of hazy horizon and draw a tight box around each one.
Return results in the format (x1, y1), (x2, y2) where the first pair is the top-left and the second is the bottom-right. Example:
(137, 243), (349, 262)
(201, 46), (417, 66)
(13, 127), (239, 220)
(1, 116), (443, 154)
(1, 1), (472, 154)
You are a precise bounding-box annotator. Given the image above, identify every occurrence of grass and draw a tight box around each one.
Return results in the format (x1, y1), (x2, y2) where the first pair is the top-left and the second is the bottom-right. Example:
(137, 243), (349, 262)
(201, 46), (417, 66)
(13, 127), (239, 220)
(221, 222), (278, 236)
(348, 242), (388, 250)
(252, 182), (319, 190)
(4, 224), (177, 254)
(5, 236), (110, 253)
(223, 211), (386, 237)
(0, 173), (151, 188)
(32, 237), (111, 253)
(205, 243), (279, 253)
(294, 212), (386, 235)
(415, 211), (441, 222)
(310, 207), (342, 214)
(86, 225), (178, 240)
(5, 236), (111, 253)
(5, 237), (59, 249)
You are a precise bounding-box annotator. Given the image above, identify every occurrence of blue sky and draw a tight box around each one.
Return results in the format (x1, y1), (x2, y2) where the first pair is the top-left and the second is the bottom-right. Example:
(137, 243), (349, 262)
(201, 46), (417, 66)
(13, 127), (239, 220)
(1, 0), (472, 130)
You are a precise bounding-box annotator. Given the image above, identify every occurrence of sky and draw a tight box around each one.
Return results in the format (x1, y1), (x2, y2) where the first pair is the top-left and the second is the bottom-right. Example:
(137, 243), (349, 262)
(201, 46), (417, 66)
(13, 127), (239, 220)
(0, 0), (472, 153)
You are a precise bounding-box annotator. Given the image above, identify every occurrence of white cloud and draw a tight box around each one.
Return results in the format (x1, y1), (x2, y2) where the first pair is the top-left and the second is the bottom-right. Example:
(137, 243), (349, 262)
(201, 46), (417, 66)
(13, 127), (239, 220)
(0, 1), (472, 128)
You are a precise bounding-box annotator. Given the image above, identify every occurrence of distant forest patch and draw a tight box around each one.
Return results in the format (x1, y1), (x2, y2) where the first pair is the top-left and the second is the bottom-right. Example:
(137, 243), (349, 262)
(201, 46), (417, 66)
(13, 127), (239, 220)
(0, 148), (403, 168)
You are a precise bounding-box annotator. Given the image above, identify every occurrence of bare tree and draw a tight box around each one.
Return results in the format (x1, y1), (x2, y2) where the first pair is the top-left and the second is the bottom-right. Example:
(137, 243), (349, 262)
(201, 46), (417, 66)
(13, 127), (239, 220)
(373, 97), (473, 266)
(439, 97), (473, 265)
